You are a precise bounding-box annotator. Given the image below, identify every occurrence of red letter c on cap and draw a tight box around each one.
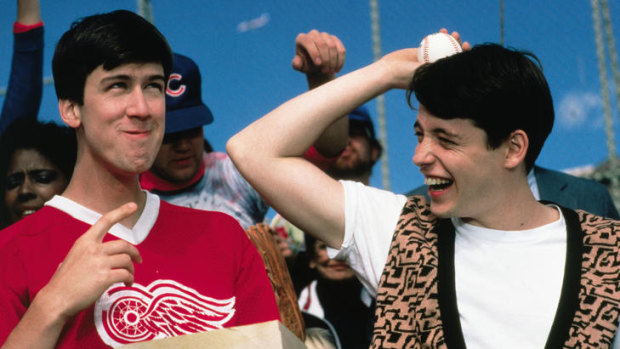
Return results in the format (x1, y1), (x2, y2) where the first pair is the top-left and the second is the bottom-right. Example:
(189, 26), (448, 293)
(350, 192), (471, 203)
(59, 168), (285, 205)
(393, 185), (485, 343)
(166, 73), (186, 97)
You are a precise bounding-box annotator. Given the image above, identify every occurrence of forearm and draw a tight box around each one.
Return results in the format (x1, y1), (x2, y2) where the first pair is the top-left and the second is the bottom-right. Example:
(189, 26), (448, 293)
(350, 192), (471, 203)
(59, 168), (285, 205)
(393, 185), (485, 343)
(2, 290), (66, 349)
(0, 23), (44, 136)
(17, 0), (41, 25)
(228, 60), (391, 162)
(227, 60), (393, 248)
(306, 71), (349, 157)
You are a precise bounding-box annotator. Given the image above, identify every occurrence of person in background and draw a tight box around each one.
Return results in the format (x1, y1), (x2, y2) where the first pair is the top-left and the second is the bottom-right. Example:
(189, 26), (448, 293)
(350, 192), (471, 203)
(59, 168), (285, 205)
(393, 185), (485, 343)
(227, 27), (620, 349)
(295, 231), (374, 349)
(0, 119), (76, 228)
(0, 0), (71, 229)
(407, 164), (620, 219)
(140, 37), (347, 229)
(0, 10), (278, 348)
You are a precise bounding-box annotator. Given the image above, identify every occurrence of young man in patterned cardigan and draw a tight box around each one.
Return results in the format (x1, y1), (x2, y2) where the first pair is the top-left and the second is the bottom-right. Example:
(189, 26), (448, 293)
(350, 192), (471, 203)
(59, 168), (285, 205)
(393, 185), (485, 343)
(228, 31), (620, 348)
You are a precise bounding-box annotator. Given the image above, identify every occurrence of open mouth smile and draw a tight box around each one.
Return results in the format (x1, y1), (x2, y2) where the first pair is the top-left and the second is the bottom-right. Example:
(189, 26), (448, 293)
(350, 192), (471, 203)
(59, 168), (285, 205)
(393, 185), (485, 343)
(425, 177), (453, 191)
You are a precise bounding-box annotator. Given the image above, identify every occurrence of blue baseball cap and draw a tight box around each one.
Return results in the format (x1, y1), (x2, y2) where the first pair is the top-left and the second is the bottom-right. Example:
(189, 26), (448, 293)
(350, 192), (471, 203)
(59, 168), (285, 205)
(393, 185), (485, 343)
(348, 105), (376, 141)
(164, 53), (214, 134)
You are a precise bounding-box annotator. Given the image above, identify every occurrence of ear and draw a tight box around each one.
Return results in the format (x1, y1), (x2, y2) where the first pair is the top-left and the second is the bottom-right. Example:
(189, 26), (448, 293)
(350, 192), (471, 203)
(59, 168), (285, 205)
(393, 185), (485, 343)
(370, 146), (381, 163)
(58, 99), (82, 128)
(504, 130), (528, 170)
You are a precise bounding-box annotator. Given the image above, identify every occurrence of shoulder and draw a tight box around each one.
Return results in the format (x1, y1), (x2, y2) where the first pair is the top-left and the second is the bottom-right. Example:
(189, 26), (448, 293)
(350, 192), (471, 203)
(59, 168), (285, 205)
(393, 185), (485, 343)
(156, 201), (247, 242)
(159, 200), (241, 225)
(0, 207), (70, 245)
(563, 207), (620, 241)
(536, 166), (608, 192)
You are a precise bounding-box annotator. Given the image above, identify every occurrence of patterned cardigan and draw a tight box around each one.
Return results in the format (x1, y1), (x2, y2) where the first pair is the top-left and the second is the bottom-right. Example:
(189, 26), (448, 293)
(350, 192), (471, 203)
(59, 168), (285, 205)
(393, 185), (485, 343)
(371, 195), (620, 349)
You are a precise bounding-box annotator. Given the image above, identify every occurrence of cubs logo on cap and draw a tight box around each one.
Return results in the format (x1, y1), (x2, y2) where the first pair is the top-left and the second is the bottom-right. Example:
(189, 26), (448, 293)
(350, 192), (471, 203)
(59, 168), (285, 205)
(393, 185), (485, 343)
(164, 53), (214, 134)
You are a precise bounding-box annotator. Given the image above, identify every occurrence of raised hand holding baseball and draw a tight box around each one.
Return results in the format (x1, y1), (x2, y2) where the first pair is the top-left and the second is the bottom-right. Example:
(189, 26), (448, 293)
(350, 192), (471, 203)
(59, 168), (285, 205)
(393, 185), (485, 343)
(418, 29), (471, 63)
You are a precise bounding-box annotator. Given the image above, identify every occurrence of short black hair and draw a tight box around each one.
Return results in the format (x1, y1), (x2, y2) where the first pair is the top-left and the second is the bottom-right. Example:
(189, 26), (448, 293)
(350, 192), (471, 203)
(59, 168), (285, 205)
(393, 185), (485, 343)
(408, 43), (554, 172)
(0, 119), (76, 184)
(0, 119), (77, 227)
(52, 10), (173, 104)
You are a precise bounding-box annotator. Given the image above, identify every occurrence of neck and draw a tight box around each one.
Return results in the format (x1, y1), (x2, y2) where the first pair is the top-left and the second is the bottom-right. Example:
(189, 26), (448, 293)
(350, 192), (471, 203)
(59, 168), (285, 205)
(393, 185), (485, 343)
(462, 177), (559, 231)
(62, 163), (146, 229)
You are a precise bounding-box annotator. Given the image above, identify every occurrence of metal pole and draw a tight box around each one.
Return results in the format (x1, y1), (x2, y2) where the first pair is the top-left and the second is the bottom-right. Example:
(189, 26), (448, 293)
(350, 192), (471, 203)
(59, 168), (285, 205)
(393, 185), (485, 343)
(591, 0), (620, 206)
(137, 0), (154, 23)
(369, 0), (391, 190)
(600, 0), (620, 123)
(499, 0), (505, 45)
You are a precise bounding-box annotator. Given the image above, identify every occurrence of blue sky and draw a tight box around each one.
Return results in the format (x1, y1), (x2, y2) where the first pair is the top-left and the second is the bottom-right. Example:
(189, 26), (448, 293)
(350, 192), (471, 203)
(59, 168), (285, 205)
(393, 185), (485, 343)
(1, 0), (619, 196)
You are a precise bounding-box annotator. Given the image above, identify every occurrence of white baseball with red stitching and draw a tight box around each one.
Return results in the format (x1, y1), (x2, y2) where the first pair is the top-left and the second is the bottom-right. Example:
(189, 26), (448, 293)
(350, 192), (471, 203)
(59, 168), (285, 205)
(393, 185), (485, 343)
(418, 32), (463, 63)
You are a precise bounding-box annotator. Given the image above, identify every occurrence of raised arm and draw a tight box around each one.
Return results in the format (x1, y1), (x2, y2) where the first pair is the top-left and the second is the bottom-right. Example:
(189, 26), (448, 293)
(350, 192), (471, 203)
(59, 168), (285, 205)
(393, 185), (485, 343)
(227, 48), (419, 248)
(293, 29), (348, 158)
(0, 0), (44, 137)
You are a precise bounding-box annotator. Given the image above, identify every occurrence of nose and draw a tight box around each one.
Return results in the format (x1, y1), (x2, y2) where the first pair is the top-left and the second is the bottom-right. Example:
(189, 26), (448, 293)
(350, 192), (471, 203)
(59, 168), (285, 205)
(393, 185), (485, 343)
(127, 88), (150, 119)
(412, 139), (434, 168)
(172, 138), (192, 153)
(16, 177), (37, 203)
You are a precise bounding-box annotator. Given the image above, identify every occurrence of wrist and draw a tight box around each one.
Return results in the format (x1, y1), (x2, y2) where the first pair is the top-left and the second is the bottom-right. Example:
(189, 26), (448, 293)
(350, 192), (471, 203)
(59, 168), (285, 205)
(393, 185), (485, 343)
(306, 72), (335, 90)
(30, 285), (73, 326)
(13, 21), (43, 34)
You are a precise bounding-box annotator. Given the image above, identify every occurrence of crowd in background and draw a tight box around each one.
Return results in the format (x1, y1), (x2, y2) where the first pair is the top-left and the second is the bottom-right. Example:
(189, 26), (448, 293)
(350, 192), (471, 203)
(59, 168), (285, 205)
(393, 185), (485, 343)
(1, 1), (620, 348)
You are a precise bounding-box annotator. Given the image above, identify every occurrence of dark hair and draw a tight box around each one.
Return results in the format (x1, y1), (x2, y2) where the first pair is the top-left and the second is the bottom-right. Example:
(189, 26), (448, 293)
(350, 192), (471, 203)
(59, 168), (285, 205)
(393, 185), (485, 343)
(407, 43), (554, 172)
(52, 10), (173, 104)
(0, 119), (77, 226)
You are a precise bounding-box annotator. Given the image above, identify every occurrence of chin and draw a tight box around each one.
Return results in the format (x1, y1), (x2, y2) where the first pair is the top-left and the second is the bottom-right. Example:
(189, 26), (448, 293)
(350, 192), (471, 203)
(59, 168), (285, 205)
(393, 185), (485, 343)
(429, 203), (453, 218)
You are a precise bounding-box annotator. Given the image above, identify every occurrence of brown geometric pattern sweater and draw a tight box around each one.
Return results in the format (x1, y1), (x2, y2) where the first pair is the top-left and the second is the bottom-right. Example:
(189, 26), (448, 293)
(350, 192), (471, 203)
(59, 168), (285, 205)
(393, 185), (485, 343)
(372, 195), (620, 349)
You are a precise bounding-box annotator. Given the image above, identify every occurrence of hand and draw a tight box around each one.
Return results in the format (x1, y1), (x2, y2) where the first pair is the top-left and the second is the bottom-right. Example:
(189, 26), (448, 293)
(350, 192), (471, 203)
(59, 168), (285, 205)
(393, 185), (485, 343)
(292, 29), (346, 85)
(439, 28), (471, 51)
(378, 48), (420, 90)
(379, 28), (471, 90)
(37, 202), (142, 321)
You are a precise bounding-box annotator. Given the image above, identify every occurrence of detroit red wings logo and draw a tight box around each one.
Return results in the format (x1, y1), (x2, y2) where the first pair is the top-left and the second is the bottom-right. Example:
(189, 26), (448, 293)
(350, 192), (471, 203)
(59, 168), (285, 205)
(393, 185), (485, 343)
(94, 280), (235, 347)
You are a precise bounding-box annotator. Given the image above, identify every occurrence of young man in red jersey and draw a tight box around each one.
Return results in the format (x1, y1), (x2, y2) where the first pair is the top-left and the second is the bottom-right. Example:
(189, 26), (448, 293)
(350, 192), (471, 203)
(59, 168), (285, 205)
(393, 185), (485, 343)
(0, 10), (278, 348)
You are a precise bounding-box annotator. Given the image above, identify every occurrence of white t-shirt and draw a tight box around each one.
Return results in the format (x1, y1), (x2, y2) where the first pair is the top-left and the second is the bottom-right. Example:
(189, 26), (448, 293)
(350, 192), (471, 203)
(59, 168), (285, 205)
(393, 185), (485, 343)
(329, 180), (620, 349)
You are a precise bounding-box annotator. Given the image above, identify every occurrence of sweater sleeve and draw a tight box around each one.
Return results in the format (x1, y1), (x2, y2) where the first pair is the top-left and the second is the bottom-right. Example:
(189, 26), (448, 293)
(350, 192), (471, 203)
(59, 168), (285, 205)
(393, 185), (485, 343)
(0, 25), (44, 137)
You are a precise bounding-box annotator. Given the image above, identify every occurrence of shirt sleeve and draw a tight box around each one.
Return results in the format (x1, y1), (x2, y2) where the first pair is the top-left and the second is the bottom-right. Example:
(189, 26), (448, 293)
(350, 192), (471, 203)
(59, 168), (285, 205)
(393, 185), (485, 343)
(0, 25), (44, 137)
(327, 180), (407, 297)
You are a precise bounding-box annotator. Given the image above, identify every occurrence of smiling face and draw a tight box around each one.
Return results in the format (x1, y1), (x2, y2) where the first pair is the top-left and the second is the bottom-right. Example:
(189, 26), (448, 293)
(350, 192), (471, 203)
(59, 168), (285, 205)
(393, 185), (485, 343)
(412, 105), (508, 223)
(310, 240), (355, 281)
(4, 149), (69, 223)
(65, 63), (166, 177)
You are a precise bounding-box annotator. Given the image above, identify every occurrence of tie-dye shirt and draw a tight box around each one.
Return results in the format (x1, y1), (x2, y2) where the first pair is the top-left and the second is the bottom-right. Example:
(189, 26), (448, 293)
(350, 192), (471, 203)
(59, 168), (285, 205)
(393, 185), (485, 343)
(148, 152), (268, 230)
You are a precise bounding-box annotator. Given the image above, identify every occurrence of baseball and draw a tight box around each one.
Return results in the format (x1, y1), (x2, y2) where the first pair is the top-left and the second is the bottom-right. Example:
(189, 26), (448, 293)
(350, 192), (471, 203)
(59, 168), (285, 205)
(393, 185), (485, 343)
(418, 32), (463, 63)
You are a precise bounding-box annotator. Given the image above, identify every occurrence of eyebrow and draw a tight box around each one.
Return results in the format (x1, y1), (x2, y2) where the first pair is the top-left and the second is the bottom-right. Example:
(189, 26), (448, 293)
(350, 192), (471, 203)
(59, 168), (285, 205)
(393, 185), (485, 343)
(414, 120), (460, 139)
(99, 74), (166, 85)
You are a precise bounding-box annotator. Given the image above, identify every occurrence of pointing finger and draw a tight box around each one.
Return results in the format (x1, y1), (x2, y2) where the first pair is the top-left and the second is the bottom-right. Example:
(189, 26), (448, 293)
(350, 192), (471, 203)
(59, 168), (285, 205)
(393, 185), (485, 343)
(87, 202), (138, 243)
